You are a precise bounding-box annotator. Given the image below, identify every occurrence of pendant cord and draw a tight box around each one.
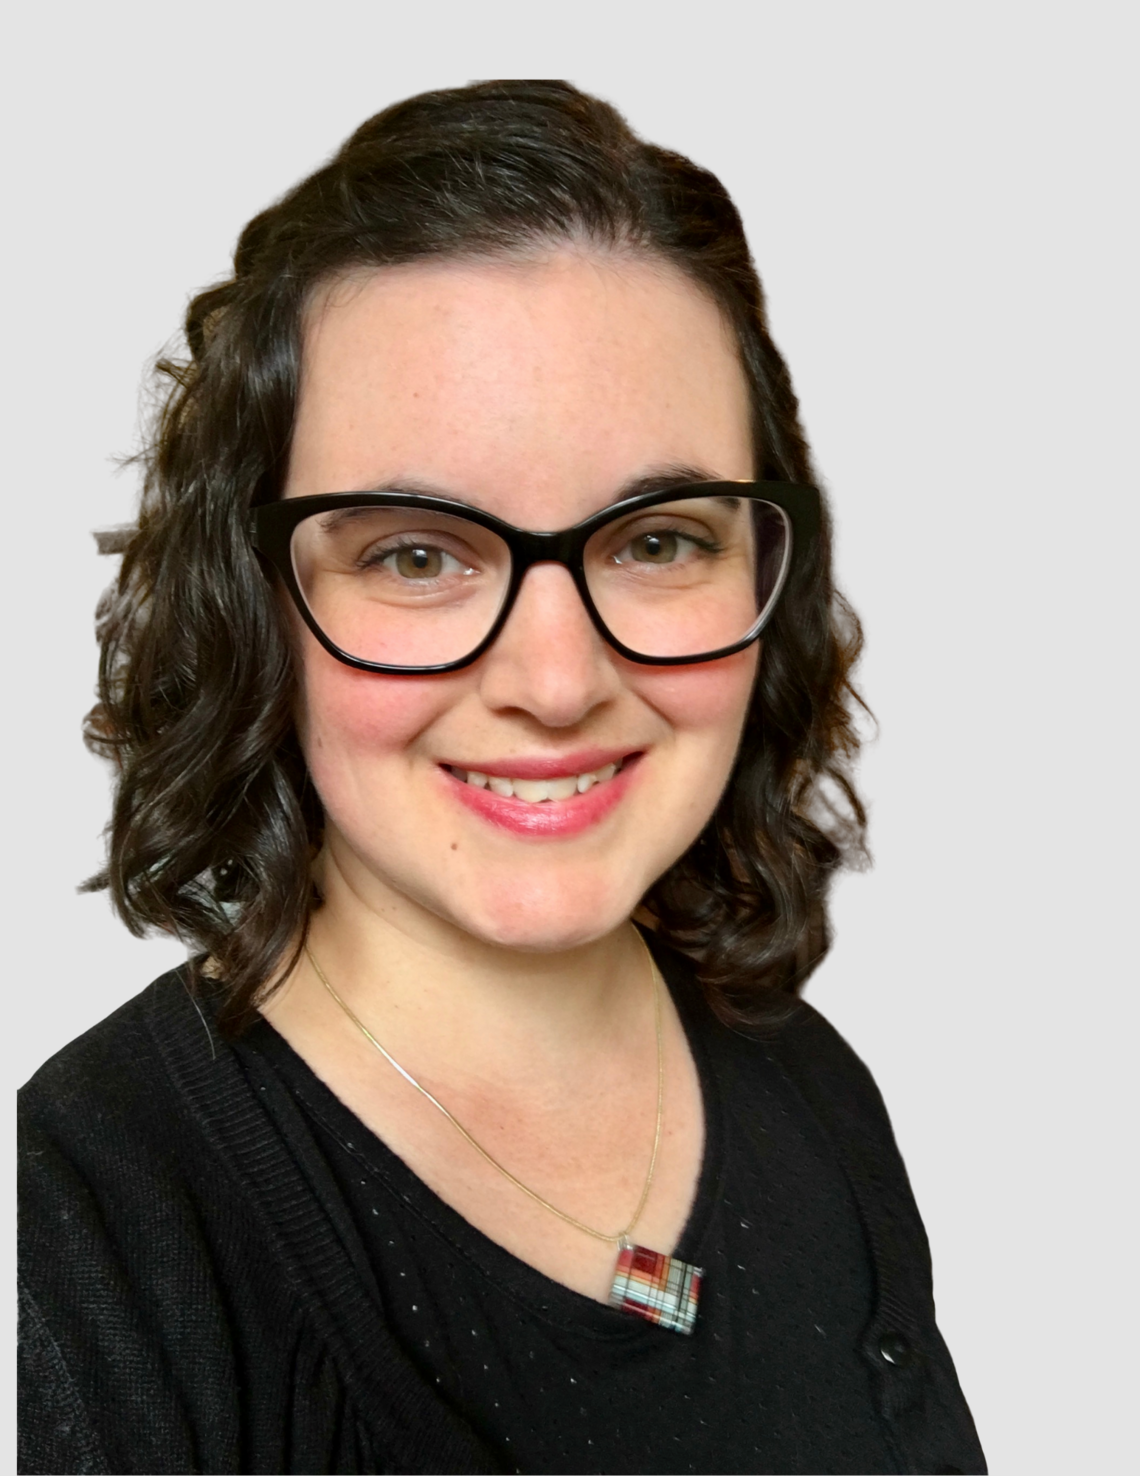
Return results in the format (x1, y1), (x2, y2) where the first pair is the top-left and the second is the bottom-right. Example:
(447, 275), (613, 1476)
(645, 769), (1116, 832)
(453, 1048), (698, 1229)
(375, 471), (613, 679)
(305, 932), (664, 1246)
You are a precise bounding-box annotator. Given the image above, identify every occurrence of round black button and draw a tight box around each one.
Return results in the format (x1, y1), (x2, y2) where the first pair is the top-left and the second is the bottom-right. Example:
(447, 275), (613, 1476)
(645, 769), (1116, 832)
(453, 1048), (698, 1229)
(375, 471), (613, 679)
(878, 1331), (913, 1367)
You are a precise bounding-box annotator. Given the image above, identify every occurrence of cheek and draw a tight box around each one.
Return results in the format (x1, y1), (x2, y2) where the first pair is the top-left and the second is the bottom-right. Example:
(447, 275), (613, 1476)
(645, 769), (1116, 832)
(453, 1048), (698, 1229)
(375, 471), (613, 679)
(633, 646), (758, 753)
(296, 644), (449, 777)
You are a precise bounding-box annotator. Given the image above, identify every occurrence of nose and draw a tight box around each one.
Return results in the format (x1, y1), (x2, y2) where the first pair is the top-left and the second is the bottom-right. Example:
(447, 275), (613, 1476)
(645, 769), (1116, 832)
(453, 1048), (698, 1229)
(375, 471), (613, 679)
(475, 562), (622, 727)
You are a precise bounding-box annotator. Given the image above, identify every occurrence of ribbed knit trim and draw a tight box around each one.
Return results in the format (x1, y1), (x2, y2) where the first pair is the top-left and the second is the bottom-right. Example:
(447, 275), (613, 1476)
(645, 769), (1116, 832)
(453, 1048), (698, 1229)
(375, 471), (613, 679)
(145, 968), (500, 1475)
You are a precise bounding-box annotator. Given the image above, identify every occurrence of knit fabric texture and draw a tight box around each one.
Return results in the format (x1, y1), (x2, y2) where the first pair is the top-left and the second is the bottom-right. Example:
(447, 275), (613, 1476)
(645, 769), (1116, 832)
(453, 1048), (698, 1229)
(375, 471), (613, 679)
(18, 940), (987, 1474)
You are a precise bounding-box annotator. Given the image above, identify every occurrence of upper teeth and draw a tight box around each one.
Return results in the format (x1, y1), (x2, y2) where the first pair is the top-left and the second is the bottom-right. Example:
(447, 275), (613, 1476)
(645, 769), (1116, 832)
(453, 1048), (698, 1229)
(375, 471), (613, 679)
(454, 762), (620, 802)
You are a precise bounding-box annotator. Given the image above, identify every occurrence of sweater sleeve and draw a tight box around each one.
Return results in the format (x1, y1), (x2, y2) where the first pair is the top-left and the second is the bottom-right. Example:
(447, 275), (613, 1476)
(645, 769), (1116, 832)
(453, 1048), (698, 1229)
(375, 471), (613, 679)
(18, 1276), (110, 1476)
(17, 1000), (230, 1475)
(765, 999), (988, 1475)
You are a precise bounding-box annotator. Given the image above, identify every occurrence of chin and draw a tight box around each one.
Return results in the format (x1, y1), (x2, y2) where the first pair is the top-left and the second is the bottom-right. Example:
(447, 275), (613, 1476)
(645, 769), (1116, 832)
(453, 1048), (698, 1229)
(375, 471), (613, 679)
(466, 918), (622, 955)
(444, 873), (644, 955)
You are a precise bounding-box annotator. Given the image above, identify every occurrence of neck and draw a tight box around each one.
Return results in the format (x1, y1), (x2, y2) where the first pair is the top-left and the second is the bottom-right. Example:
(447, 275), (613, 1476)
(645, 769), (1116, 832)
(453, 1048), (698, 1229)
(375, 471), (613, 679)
(267, 837), (651, 1082)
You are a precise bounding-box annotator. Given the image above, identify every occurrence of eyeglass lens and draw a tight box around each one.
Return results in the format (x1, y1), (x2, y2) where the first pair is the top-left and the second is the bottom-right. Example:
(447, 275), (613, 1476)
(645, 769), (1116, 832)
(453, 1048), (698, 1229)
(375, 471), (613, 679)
(289, 494), (791, 667)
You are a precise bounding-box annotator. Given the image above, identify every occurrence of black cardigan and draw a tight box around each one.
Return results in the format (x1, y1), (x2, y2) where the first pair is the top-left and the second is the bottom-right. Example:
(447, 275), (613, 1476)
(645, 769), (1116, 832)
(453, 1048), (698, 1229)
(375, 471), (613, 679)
(18, 962), (986, 1474)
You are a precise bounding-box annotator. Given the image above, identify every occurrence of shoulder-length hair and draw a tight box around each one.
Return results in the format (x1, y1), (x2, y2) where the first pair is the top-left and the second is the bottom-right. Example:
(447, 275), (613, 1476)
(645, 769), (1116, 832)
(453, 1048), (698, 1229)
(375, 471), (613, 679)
(86, 79), (868, 1035)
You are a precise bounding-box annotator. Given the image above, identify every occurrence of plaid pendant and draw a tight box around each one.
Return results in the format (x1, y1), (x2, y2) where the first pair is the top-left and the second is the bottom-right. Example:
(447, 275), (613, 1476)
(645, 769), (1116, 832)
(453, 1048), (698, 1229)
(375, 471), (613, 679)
(608, 1240), (703, 1335)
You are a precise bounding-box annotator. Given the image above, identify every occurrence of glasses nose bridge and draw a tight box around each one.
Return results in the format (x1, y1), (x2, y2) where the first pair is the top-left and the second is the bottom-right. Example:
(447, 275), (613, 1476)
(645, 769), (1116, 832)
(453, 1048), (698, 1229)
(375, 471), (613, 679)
(509, 524), (586, 576)
(505, 524), (593, 608)
(487, 522), (611, 661)
(503, 524), (596, 629)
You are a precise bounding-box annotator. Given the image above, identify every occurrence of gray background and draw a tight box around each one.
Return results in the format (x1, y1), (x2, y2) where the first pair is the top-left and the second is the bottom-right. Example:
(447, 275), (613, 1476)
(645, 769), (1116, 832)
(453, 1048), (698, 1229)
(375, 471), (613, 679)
(5, 3), (1135, 1469)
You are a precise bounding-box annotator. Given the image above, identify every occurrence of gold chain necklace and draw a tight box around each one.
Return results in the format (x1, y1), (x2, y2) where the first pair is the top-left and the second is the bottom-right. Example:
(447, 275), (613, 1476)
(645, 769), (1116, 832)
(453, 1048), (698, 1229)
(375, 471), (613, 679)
(305, 930), (661, 1243)
(305, 930), (703, 1334)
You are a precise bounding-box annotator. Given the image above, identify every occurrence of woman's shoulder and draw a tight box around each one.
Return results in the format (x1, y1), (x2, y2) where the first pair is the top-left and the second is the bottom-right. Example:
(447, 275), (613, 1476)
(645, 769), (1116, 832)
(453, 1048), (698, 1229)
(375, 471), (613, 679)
(762, 996), (896, 1135)
(654, 938), (923, 1241)
(17, 968), (249, 1474)
(17, 962), (261, 1256)
(18, 966), (245, 1270)
(19, 965), (204, 1145)
(652, 935), (895, 1131)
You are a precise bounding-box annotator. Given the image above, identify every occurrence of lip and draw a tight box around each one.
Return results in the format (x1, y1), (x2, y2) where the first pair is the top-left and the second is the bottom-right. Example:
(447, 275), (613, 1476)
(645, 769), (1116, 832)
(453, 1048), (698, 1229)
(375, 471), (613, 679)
(439, 751), (643, 838)
(436, 746), (636, 781)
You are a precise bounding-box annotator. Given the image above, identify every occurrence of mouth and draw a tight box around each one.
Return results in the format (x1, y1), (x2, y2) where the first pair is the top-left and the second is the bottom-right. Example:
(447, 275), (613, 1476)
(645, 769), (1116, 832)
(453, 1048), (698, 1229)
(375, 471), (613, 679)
(438, 750), (644, 837)
(441, 755), (633, 805)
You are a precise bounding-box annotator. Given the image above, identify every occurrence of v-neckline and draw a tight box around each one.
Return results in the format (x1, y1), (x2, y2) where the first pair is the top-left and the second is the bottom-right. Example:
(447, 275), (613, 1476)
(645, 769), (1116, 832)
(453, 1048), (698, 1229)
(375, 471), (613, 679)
(240, 932), (727, 1337)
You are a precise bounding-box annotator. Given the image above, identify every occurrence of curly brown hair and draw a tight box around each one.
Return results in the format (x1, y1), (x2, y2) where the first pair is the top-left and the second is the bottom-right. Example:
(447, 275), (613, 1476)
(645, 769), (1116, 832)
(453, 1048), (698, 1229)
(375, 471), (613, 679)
(86, 79), (868, 1035)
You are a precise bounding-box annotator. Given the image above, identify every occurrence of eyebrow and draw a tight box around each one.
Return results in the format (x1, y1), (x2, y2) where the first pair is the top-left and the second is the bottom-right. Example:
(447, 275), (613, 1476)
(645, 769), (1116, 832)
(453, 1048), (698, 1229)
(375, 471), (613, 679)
(349, 463), (734, 510)
(612, 464), (731, 500)
(317, 502), (460, 533)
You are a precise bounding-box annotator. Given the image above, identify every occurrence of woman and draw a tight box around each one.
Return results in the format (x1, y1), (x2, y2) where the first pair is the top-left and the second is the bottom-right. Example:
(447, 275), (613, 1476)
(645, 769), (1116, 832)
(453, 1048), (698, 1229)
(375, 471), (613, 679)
(18, 80), (985, 1475)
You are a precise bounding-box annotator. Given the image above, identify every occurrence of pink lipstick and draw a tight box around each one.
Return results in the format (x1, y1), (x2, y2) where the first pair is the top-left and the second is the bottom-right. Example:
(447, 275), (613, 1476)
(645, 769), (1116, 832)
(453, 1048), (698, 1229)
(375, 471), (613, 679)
(438, 751), (643, 837)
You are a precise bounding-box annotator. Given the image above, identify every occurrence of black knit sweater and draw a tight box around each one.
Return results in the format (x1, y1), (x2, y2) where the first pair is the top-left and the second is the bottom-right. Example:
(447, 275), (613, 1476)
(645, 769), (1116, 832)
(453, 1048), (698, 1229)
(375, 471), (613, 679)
(18, 944), (986, 1474)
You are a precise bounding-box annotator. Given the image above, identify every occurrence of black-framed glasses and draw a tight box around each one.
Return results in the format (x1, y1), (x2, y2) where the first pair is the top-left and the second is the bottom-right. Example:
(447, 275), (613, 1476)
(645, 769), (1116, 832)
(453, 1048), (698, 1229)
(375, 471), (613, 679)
(250, 481), (820, 674)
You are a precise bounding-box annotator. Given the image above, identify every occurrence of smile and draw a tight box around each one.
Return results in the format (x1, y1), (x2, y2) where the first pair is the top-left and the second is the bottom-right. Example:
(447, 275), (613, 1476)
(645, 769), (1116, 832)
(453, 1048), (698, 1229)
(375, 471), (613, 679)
(444, 760), (624, 804)
(439, 751), (642, 838)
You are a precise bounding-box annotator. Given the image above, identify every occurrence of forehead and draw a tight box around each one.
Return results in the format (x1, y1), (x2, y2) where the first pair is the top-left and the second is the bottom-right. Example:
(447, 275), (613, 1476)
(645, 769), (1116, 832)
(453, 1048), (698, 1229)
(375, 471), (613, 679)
(286, 249), (754, 523)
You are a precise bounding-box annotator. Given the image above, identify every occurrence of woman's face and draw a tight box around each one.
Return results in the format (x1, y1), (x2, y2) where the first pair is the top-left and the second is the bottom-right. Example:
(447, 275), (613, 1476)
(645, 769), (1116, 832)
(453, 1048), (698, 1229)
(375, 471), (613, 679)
(286, 249), (757, 952)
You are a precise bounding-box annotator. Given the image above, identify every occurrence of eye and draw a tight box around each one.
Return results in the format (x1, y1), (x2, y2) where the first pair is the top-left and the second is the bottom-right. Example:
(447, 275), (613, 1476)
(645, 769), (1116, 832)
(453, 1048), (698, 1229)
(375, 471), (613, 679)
(612, 526), (720, 567)
(628, 530), (681, 564)
(368, 542), (474, 580)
